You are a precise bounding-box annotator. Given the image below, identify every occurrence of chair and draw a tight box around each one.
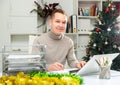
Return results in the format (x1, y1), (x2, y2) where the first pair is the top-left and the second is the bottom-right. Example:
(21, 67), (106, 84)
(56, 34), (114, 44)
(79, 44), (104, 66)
(28, 35), (39, 53)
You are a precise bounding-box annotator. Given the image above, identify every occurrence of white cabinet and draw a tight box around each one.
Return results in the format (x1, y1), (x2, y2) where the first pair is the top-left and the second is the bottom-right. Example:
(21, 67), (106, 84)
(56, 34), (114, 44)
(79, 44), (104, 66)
(9, 17), (37, 34)
(9, 0), (37, 34)
(9, 0), (37, 46)
(72, 0), (101, 60)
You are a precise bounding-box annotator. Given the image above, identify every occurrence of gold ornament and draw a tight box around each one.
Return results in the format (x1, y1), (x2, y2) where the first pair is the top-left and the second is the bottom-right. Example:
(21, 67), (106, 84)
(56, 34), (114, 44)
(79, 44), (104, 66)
(89, 32), (92, 35)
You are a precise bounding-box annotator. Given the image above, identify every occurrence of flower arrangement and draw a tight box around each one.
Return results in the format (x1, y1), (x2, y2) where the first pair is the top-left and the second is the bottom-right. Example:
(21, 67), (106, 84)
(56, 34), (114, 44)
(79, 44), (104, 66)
(31, 0), (61, 32)
(0, 72), (84, 85)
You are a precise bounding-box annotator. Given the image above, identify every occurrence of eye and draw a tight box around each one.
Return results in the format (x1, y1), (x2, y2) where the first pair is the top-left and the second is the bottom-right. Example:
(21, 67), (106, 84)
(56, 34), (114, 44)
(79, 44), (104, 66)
(62, 21), (66, 24)
(56, 20), (60, 23)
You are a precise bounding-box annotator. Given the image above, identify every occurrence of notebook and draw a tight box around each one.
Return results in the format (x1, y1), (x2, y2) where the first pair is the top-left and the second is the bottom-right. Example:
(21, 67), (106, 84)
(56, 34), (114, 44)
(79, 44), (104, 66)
(75, 53), (119, 76)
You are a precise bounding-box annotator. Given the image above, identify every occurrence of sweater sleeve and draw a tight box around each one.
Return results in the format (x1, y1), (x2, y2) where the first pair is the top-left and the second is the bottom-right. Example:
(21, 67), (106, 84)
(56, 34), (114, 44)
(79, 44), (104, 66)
(66, 39), (78, 68)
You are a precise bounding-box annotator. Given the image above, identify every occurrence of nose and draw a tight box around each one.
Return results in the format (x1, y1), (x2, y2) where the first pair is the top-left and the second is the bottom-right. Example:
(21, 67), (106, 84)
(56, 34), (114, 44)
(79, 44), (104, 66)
(60, 22), (66, 28)
(59, 22), (63, 27)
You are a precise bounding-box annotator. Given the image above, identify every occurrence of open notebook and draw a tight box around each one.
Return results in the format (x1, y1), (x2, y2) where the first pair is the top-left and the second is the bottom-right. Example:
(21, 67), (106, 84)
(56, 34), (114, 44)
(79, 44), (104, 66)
(75, 53), (119, 76)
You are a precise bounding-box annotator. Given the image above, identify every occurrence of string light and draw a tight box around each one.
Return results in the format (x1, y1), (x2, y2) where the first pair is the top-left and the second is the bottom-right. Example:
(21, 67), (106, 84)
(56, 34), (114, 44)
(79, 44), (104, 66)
(105, 41), (108, 45)
(107, 28), (111, 32)
(93, 43), (96, 47)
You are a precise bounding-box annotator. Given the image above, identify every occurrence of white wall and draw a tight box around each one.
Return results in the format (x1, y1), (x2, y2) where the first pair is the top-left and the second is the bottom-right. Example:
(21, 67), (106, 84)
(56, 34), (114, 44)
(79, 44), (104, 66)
(0, 0), (11, 51)
(43, 0), (74, 17)
(0, 0), (9, 75)
(0, 0), (74, 51)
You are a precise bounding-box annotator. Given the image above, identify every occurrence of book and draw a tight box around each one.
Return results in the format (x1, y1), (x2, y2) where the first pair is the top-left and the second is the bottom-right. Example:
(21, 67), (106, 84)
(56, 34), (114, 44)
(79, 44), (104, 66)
(71, 15), (77, 33)
(90, 4), (97, 16)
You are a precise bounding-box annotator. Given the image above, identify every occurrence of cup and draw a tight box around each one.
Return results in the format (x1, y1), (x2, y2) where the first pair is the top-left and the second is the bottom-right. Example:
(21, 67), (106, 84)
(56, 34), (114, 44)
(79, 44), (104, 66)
(99, 65), (111, 79)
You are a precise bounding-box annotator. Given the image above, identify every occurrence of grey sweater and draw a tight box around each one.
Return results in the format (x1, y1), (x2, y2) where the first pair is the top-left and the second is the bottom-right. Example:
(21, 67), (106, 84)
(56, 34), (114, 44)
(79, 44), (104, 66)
(32, 31), (78, 68)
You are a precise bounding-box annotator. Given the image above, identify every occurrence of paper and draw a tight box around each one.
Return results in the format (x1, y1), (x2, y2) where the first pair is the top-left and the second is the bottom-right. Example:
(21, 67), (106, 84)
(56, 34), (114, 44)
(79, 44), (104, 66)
(6, 54), (41, 59)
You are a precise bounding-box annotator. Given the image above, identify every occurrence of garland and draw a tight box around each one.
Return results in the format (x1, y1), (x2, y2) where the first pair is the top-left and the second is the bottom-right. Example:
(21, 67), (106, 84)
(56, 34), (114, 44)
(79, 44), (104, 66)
(0, 72), (83, 85)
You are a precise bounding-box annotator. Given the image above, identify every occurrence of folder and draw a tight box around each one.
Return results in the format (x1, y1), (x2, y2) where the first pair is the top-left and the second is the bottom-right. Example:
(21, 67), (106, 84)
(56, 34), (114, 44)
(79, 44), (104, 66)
(71, 15), (77, 33)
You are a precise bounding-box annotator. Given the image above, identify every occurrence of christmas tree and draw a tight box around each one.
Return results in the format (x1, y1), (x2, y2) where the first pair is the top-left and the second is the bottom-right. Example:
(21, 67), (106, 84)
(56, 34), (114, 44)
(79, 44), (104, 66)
(83, 0), (120, 70)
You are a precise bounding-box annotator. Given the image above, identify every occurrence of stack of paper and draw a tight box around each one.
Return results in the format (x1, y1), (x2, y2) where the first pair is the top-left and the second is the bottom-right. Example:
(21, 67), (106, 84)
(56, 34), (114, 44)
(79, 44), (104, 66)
(3, 54), (46, 75)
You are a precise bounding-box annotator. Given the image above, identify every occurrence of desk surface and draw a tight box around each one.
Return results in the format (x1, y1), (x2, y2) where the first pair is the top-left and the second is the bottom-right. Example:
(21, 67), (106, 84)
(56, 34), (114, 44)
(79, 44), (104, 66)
(81, 70), (120, 85)
(0, 70), (120, 85)
(46, 69), (120, 85)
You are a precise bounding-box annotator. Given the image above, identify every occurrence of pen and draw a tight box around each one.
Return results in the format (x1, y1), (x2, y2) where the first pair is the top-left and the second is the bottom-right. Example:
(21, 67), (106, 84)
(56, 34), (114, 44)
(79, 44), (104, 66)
(95, 59), (101, 66)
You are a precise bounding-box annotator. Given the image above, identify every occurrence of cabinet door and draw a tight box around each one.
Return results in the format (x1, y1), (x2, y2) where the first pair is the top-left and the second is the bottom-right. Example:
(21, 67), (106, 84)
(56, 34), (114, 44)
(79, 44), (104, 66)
(9, 17), (37, 34)
(77, 35), (90, 60)
(9, 0), (36, 16)
(9, 0), (37, 34)
(77, 19), (91, 34)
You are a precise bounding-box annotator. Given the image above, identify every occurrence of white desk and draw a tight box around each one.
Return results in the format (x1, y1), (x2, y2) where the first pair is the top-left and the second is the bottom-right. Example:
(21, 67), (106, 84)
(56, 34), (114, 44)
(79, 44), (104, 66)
(48, 69), (120, 85)
(82, 70), (120, 85)
(0, 69), (120, 85)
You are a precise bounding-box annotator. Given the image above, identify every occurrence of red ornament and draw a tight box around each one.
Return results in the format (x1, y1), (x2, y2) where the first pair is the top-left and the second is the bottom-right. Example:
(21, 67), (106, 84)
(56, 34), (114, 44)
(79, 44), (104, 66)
(95, 28), (100, 33)
(86, 48), (89, 55)
(114, 38), (120, 42)
(110, 4), (115, 10)
(105, 7), (109, 13)
(110, 4), (113, 9)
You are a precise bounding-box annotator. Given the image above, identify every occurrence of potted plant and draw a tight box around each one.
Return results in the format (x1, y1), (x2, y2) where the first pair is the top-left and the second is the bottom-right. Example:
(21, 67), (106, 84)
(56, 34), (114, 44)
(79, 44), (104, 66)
(31, 1), (61, 33)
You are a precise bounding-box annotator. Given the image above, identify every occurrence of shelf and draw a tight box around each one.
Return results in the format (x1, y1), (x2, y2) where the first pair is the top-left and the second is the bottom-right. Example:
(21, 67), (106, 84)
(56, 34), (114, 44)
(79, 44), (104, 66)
(78, 0), (100, 2)
(65, 33), (78, 35)
(78, 16), (98, 19)
(78, 32), (90, 35)
(78, 0), (101, 16)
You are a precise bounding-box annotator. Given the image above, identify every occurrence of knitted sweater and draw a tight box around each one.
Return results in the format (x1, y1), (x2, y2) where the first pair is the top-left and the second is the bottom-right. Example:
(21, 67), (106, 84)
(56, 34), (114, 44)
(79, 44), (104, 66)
(32, 31), (78, 68)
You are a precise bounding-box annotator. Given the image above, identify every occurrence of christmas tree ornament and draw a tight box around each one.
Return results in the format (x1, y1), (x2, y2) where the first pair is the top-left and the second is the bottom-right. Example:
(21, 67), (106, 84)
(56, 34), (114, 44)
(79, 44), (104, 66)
(98, 48), (101, 51)
(110, 4), (116, 11)
(107, 28), (111, 32)
(95, 28), (101, 33)
(113, 44), (117, 48)
(105, 41), (108, 45)
(98, 20), (102, 25)
(93, 43), (96, 47)
(97, 12), (101, 18)
(105, 7), (109, 13)
(86, 48), (90, 55)
(88, 40), (91, 43)
(89, 32), (92, 35)
(111, 6), (115, 11)
(108, 3), (111, 7)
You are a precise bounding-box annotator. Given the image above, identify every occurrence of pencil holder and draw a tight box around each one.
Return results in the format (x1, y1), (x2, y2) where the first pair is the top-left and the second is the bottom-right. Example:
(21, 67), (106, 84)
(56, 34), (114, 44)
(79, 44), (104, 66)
(99, 65), (111, 79)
